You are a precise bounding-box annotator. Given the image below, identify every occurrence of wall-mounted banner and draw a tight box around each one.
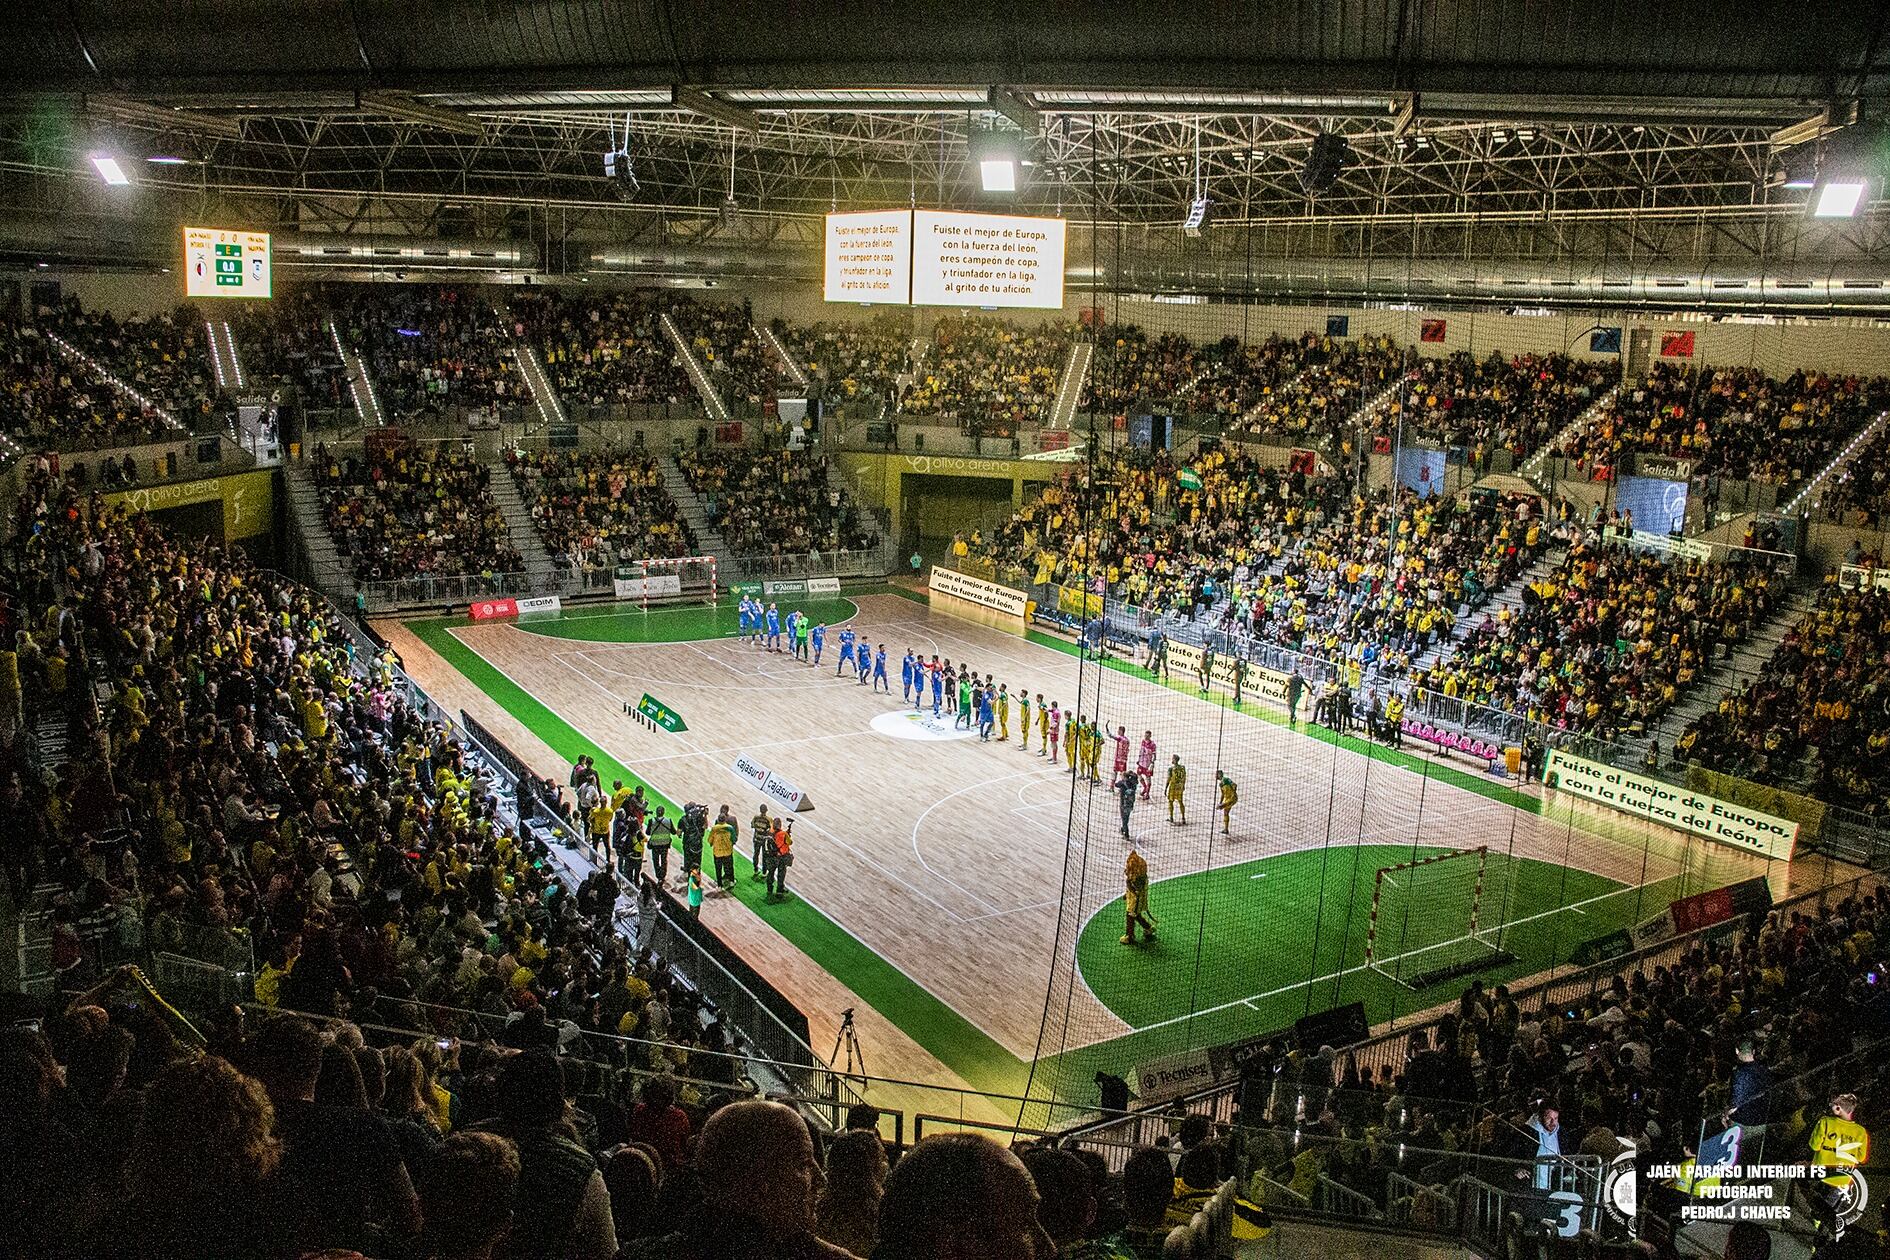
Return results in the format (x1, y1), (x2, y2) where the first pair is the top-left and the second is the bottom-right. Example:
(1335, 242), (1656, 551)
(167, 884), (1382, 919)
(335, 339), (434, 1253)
(515, 596), (562, 616)
(469, 598), (519, 621)
(729, 754), (815, 812)
(1590, 326), (1623, 354)
(929, 566), (1028, 620)
(1545, 751), (1798, 859)
(1419, 318), (1447, 343)
(1325, 314), (1350, 338)
(1659, 330), (1696, 358)
(613, 572), (683, 600)
(1136, 1046), (1217, 1104)
(808, 577), (841, 595)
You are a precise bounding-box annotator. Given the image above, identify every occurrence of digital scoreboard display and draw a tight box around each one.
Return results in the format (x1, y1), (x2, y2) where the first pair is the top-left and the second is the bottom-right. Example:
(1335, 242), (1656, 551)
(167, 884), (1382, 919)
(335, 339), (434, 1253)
(823, 209), (1066, 309)
(183, 227), (273, 299)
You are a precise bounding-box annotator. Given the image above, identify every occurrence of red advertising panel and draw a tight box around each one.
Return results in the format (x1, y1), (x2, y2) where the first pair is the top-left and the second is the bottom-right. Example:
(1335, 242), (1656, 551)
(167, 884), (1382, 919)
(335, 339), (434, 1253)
(1419, 318), (1447, 343)
(469, 598), (519, 621)
(1660, 330), (1696, 358)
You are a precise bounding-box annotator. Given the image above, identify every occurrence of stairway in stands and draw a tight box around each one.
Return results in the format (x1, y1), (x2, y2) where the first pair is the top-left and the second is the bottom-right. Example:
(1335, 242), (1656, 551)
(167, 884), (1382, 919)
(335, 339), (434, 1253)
(1517, 384), (1619, 491)
(281, 459), (354, 605)
(659, 312), (732, 422)
(511, 343), (567, 428)
(1408, 546), (1568, 677)
(662, 453), (732, 562)
(205, 317), (246, 395)
(486, 461), (562, 590)
(327, 317), (386, 426)
(1047, 339), (1093, 430)
(1623, 581), (1816, 769)
(758, 322), (811, 392)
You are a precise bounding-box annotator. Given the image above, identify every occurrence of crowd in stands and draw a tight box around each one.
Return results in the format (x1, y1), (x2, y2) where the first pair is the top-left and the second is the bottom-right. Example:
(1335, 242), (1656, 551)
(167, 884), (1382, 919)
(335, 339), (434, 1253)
(775, 315), (910, 404)
(1187, 333), (1311, 420)
(1811, 415), (1890, 526)
(230, 296), (352, 414)
(46, 300), (225, 429)
(1370, 351), (1613, 464)
(0, 311), (160, 446)
(334, 288), (520, 416)
(1413, 533), (1785, 739)
(668, 297), (778, 412)
(1555, 362), (1890, 487)
(1080, 327), (1217, 412)
(511, 290), (692, 411)
(1235, 335), (1404, 445)
(1679, 580), (1890, 812)
(507, 447), (696, 573)
(676, 447), (879, 560)
(314, 441), (522, 584)
(901, 314), (1071, 427)
(1236, 486), (1552, 677)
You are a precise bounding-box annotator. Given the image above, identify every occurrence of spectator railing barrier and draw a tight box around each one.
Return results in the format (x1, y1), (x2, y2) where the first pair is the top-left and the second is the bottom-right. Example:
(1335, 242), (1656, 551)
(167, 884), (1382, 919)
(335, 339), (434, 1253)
(358, 568), (560, 613)
(722, 544), (896, 583)
(1059, 869), (1880, 1155)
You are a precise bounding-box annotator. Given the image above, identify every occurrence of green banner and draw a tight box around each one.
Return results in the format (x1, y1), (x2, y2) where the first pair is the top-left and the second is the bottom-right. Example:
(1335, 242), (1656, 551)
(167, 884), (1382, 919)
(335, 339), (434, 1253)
(1176, 467), (1204, 492)
(636, 693), (688, 734)
(728, 581), (764, 599)
(1569, 929), (1633, 967)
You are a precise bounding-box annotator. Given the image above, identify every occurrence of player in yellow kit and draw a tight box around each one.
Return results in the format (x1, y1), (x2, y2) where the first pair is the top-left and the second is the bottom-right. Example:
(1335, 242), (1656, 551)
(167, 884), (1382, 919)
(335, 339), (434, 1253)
(1218, 773), (1238, 834)
(1802, 1092), (1870, 1238)
(1085, 720), (1104, 781)
(1018, 691), (1032, 754)
(997, 684), (1010, 741)
(1166, 755), (1187, 823)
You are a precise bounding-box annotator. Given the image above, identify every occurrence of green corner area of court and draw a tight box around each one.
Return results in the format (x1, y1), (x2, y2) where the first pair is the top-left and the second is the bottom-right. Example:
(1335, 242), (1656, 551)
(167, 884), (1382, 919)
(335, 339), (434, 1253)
(402, 603), (1030, 1099)
(422, 593), (874, 644)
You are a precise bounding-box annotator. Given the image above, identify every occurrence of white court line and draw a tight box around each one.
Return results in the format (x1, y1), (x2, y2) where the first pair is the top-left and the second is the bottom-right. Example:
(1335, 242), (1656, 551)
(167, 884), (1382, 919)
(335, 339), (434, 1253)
(447, 627), (1041, 1054)
(541, 647), (981, 926)
(908, 769), (1066, 916)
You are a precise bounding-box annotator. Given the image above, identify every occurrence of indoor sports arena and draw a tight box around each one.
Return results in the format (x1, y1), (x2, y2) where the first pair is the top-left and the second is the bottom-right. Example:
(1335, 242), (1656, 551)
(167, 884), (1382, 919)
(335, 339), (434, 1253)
(3, 6), (1888, 1259)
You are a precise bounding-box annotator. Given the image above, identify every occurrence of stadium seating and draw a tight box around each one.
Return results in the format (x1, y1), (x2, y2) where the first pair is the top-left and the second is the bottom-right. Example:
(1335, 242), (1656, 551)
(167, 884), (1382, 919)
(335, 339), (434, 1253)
(668, 297), (780, 411)
(38, 299), (227, 431)
(1080, 326), (1219, 411)
(775, 314), (911, 403)
(1234, 335), (1404, 443)
(332, 287), (521, 416)
(1412, 537), (1785, 738)
(510, 289), (692, 409)
(1554, 362), (1890, 485)
(901, 313), (1072, 426)
(1368, 351), (1613, 463)
(1678, 581), (1890, 811)
(0, 310), (159, 447)
(1188, 333), (1312, 420)
(507, 446), (697, 571)
(312, 441), (522, 583)
(675, 447), (879, 559)
(1811, 419), (1890, 526)
(228, 295), (352, 413)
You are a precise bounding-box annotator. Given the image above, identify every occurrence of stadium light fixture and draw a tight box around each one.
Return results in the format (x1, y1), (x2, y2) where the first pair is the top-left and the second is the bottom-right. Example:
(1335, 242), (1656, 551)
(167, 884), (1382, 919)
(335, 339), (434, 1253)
(89, 154), (130, 186)
(1813, 180), (1867, 218)
(968, 125), (1024, 195)
(979, 159), (1017, 192)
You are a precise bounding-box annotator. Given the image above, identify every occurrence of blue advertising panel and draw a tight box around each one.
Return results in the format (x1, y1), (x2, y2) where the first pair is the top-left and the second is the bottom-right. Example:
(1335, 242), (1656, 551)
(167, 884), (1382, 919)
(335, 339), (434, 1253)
(1394, 445), (1449, 497)
(1614, 474), (1688, 533)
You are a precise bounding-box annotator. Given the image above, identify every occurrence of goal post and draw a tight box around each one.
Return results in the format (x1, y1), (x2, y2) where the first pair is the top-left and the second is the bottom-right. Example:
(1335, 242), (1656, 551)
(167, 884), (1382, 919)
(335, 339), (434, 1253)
(612, 554), (719, 612)
(1364, 845), (1516, 990)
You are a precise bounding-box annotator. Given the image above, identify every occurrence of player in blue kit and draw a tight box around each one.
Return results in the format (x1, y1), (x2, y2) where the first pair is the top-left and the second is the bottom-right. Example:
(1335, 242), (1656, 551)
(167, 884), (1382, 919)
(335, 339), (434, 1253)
(765, 602), (782, 651)
(901, 650), (916, 702)
(836, 626), (856, 675)
(783, 609), (800, 656)
(856, 640), (871, 685)
(737, 596), (754, 642)
(930, 658), (944, 715)
(811, 622), (827, 665)
(872, 644), (889, 692)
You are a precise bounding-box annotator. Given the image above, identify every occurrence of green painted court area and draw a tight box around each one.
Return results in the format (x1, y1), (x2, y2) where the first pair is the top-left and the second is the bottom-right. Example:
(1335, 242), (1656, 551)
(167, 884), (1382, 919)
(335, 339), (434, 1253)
(1075, 845), (1653, 1033)
(402, 589), (1686, 1108)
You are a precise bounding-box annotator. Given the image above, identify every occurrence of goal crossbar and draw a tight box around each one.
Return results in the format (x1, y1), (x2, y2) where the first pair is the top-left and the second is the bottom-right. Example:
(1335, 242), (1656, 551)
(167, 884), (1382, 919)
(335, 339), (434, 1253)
(1364, 845), (1503, 987)
(616, 554), (719, 613)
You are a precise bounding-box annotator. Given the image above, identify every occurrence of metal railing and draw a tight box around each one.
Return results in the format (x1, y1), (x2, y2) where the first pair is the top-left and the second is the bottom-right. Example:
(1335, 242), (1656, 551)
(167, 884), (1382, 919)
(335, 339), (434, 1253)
(722, 545), (896, 583)
(358, 568), (565, 613)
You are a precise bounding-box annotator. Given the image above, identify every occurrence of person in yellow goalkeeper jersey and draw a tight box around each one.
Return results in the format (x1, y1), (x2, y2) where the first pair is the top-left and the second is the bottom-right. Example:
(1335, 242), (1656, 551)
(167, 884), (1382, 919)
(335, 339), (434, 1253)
(1801, 1091), (1870, 1237)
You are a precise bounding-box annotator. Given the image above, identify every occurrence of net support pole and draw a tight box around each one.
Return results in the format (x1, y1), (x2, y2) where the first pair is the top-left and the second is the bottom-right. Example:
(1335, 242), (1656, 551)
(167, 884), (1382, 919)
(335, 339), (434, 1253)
(1364, 868), (1385, 965)
(1469, 844), (1490, 937)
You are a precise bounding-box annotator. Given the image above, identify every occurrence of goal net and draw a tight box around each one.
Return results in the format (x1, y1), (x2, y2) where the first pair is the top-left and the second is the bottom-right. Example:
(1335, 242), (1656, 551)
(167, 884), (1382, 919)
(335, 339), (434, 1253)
(1365, 845), (1516, 990)
(611, 555), (719, 610)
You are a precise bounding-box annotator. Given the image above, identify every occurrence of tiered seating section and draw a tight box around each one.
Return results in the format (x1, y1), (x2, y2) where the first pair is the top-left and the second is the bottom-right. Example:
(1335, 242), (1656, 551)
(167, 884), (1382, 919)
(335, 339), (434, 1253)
(901, 313), (1071, 425)
(313, 441), (522, 583)
(1554, 362), (1890, 485)
(775, 314), (910, 403)
(1413, 538), (1784, 738)
(507, 446), (696, 569)
(1081, 326), (1219, 411)
(1189, 333), (1310, 420)
(510, 289), (691, 408)
(1368, 351), (1614, 462)
(1679, 581), (1890, 811)
(668, 297), (779, 411)
(228, 295), (351, 411)
(1234, 336), (1404, 443)
(332, 287), (521, 415)
(675, 447), (879, 558)
(0, 311), (152, 446)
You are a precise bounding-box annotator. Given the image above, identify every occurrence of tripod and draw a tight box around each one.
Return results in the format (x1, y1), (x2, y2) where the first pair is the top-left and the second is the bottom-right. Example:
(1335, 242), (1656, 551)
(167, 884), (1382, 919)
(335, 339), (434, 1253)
(831, 1007), (868, 1084)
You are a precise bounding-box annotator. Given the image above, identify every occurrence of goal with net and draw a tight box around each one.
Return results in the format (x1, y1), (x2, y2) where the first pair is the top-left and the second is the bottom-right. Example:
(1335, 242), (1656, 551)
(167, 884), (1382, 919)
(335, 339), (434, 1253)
(611, 555), (719, 612)
(1364, 845), (1517, 990)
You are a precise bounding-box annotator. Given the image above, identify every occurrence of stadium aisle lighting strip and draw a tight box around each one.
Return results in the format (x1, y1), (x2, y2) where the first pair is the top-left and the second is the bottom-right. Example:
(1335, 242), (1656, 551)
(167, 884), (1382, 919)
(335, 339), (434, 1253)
(205, 320), (244, 392)
(515, 347), (559, 428)
(329, 319), (384, 425)
(1519, 384), (1621, 482)
(1787, 406), (1890, 515)
(47, 331), (183, 431)
(222, 323), (244, 390)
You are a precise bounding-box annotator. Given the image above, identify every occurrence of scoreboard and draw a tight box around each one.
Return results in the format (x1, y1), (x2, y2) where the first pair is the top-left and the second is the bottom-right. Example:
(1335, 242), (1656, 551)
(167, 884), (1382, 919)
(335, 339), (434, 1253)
(183, 227), (273, 299)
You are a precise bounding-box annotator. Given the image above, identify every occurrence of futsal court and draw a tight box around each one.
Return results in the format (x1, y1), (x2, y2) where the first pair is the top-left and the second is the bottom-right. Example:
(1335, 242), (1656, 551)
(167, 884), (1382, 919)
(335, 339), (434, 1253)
(385, 588), (1804, 1103)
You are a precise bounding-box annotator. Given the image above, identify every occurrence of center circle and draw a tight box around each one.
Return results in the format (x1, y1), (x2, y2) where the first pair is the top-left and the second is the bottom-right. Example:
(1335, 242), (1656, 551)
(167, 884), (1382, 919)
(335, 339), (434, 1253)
(870, 709), (976, 742)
